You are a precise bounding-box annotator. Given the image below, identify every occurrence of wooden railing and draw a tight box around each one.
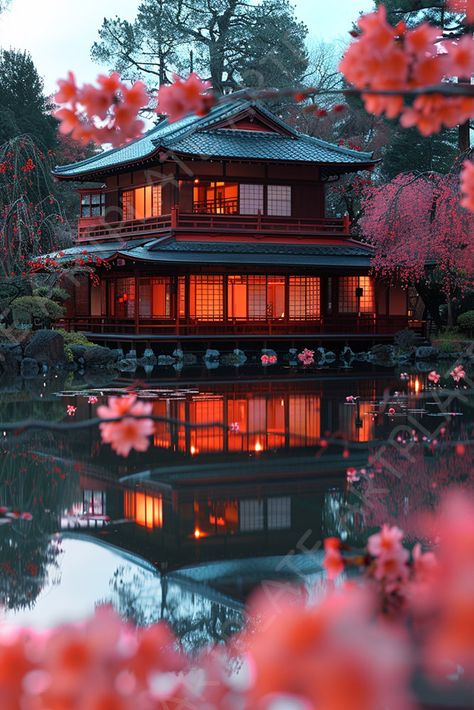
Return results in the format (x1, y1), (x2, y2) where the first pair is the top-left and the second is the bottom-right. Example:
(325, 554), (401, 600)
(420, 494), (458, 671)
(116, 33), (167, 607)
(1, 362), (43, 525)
(58, 314), (409, 337)
(77, 208), (350, 242)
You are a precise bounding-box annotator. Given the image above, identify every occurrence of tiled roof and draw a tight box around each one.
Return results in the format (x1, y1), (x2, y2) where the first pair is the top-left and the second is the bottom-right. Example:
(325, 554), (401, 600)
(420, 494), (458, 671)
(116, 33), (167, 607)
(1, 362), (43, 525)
(42, 238), (373, 269)
(53, 100), (375, 178)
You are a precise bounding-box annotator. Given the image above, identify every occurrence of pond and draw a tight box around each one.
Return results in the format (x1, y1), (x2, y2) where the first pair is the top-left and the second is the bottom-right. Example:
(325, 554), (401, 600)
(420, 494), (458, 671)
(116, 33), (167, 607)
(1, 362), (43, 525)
(0, 364), (472, 651)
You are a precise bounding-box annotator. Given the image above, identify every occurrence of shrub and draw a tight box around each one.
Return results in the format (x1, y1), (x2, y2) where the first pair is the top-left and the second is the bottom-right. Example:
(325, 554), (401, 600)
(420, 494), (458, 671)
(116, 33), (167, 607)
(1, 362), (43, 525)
(458, 310), (474, 336)
(55, 329), (95, 361)
(12, 296), (64, 327)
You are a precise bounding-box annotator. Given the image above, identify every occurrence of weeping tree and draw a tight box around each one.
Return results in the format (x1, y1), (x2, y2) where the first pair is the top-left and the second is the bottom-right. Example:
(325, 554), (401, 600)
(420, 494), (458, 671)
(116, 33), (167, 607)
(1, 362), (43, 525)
(0, 134), (71, 279)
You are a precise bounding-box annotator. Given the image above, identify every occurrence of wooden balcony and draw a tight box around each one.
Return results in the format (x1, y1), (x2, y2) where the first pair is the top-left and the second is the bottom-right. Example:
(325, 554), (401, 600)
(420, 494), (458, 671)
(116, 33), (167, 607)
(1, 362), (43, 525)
(77, 208), (351, 243)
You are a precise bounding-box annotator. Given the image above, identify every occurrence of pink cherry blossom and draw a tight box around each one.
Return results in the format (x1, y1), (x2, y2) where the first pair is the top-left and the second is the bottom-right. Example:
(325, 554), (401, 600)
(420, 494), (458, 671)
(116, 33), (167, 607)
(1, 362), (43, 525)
(298, 348), (315, 366)
(346, 467), (360, 483)
(157, 73), (215, 123)
(98, 395), (154, 457)
(323, 537), (345, 581)
(87, 395), (98, 404)
(450, 364), (466, 382)
(447, 0), (474, 24)
(428, 370), (440, 384)
(229, 421), (240, 433)
(460, 160), (474, 213)
(66, 405), (76, 417)
(55, 72), (149, 145)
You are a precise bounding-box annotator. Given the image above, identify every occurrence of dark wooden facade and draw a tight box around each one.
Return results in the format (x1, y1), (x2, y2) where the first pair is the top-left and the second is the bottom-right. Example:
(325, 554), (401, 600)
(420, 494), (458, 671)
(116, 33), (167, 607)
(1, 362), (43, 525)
(53, 100), (410, 341)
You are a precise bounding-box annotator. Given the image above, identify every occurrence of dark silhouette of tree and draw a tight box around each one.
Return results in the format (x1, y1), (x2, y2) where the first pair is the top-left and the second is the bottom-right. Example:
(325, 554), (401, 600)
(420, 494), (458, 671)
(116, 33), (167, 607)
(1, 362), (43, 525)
(91, 0), (308, 96)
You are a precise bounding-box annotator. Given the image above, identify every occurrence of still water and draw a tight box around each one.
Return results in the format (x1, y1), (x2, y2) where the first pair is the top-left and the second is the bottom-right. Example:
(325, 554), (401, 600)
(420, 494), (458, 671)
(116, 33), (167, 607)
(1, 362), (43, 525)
(0, 367), (472, 649)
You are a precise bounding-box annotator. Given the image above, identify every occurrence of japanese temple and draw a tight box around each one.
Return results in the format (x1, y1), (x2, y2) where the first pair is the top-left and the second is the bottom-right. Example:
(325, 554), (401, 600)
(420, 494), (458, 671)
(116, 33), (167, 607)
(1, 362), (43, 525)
(52, 100), (410, 345)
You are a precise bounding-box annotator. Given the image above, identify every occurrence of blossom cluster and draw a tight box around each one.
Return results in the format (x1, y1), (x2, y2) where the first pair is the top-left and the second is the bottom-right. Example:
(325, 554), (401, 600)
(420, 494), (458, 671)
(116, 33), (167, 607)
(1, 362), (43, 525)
(260, 353), (277, 366)
(297, 347), (315, 366)
(55, 72), (150, 146)
(339, 5), (474, 137)
(98, 395), (154, 457)
(1, 492), (473, 708)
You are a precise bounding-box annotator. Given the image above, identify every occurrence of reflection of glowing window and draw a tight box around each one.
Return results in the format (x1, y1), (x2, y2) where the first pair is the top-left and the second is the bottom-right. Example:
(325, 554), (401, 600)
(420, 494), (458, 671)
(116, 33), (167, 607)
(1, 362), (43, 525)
(83, 490), (105, 515)
(289, 395), (321, 446)
(268, 497), (291, 530)
(240, 499), (264, 531)
(124, 490), (163, 529)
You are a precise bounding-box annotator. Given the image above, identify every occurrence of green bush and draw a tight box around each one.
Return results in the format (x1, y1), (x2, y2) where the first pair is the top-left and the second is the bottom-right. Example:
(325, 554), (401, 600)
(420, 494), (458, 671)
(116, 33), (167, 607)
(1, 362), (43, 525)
(458, 310), (474, 335)
(54, 329), (95, 362)
(12, 296), (64, 326)
(34, 286), (69, 303)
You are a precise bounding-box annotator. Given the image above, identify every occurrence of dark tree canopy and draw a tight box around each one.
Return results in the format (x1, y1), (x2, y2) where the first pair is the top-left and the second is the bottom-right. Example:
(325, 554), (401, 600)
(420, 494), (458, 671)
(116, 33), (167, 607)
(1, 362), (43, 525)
(91, 0), (308, 95)
(0, 50), (57, 149)
(374, 0), (463, 28)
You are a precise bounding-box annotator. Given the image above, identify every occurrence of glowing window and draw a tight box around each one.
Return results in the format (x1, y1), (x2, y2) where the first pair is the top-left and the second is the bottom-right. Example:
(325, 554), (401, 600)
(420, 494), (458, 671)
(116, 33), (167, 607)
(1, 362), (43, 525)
(289, 277), (320, 320)
(138, 277), (172, 319)
(240, 184), (264, 214)
(122, 185), (162, 221)
(267, 185), (291, 216)
(193, 181), (238, 214)
(114, 277), (135, 319)
(123, 490), (163, 529)
(189, 275), (223, 321)
(339, 276), (375, 313)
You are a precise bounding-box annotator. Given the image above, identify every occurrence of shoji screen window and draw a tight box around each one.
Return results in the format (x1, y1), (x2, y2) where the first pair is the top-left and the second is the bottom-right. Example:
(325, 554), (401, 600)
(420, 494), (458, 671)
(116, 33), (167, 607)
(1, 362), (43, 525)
(189, 276), (223, 321)
(138, 278), (172, 318)
(289, 277), (320, 320)
(240, 184), (264, 214)
(114, 277), (135, 319)
(122, 185), (162, 221)
(267, 185), (291, 216)
(338, 276), (375, 313)
(80, 192), (105, 218)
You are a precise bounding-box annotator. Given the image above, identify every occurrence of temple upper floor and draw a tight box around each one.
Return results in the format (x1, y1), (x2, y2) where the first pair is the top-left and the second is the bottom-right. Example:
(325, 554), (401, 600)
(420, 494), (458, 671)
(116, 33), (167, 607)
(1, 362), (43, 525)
(53, 100), (377, 244)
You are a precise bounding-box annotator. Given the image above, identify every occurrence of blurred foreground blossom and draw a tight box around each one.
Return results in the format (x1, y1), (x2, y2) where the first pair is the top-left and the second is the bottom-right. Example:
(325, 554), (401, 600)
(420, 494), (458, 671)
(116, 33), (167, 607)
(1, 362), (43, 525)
(98, 395), (154, 457)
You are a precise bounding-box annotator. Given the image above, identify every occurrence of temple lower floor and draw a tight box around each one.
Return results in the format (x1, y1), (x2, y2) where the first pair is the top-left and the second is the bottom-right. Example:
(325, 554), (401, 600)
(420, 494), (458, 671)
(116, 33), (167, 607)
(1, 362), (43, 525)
(61, 267), (410, 338)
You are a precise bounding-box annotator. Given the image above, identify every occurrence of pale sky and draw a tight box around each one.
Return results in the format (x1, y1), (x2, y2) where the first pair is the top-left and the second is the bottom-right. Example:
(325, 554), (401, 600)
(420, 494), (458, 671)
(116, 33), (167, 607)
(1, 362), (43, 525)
(0, 0), (374, 95)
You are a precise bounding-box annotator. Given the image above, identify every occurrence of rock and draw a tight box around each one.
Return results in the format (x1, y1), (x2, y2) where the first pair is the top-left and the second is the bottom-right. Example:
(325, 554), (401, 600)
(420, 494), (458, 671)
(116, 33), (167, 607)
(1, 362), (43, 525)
(116, 358), (138, 372)
(221, 349), (247, 367)
(173, 348), (184, 361)
(0, 342), (23, 361)
(261, 348), (277, 358)
(355, 351), (368, 361)
(204, 349), (220, 363)
(126, 349), (137, 361)
(368, 344), (395, 363)
(110, 348), (124, 361)
(324, 350), (336, 364)
(69, 345), (87, 363)
(416, 361), (435, 373)
(157, 355), (175, 366)
(24, 330), (65, 366)
(341, 346), (355, 364)
(138, 348), (157, 368)
(0, 345), (19, 377)
(143, 365), (154, 376)
(183, 353), (197, 366)
(20, 357), (39, 378)
(415, 345), (439, 360)
(83, 346), (115, 369)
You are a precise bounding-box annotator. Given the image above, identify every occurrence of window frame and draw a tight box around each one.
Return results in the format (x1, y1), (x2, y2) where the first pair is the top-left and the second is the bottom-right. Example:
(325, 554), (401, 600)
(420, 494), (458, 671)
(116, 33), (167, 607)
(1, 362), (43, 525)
(80, 191), (105, 219)
(121, 184), (162, 221)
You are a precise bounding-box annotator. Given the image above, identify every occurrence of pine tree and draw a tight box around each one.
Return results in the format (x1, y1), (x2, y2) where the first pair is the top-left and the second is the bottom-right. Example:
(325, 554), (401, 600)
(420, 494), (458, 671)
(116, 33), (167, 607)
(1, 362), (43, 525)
(0, 50), (57, 150)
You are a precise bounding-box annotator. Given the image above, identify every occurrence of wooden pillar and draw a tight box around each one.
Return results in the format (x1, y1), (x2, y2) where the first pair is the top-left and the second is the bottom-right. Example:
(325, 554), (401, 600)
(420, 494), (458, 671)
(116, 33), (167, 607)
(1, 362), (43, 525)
(285, 274), (290, 325)
(134, 271), (139, 334)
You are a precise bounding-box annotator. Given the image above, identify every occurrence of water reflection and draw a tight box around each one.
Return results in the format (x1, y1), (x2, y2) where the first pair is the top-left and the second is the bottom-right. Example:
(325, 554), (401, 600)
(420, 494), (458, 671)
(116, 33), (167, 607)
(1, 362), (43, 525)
(0, 372), (472, 648)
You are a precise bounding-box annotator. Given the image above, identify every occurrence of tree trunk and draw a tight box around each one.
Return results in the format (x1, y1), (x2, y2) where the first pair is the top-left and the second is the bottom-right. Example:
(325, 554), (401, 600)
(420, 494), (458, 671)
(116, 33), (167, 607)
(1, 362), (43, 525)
(458, 121), (470, 154)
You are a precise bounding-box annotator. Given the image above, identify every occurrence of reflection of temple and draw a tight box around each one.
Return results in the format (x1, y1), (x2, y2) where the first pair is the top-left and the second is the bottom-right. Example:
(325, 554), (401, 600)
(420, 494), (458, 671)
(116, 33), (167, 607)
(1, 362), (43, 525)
(63, 452), (357, 573)
(70, 380), (381, 468)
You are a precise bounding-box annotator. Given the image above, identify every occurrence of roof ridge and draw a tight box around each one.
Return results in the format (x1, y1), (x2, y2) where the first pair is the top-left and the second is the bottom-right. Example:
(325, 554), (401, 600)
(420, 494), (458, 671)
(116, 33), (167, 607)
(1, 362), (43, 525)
(299, 132), (373, 160)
